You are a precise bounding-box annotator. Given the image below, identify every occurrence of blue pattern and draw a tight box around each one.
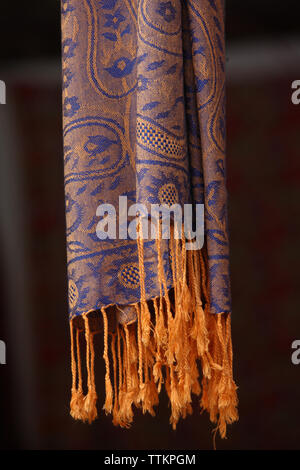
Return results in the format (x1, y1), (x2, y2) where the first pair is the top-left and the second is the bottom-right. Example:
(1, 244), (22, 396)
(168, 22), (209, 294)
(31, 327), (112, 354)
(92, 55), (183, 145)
(62, 0), (230, 319)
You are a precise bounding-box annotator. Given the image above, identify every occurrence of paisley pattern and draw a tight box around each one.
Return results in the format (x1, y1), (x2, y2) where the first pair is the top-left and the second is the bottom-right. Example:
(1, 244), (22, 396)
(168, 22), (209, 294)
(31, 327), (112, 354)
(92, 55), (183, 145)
(62, 0), (230, 319)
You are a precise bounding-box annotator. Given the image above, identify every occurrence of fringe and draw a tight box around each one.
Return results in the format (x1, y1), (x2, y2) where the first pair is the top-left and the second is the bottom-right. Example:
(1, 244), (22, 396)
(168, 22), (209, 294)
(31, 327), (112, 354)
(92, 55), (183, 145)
(102, 308), (113, 415)
(83, 314), (97, 423)
(69, 220), (238, 438)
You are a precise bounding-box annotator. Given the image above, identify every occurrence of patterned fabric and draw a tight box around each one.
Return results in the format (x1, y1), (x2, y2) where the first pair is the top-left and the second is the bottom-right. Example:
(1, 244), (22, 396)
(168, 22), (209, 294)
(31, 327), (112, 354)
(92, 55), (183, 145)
(62, 0), (230, 319)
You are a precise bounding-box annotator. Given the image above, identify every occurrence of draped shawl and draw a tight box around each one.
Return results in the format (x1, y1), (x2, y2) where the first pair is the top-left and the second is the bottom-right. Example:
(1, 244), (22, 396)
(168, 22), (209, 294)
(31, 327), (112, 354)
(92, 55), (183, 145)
(62, 0), (238, 438)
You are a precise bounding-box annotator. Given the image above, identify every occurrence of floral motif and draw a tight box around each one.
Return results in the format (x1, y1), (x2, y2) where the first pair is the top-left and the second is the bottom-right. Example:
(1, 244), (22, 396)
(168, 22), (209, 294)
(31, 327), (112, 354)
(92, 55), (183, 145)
(99, 0), (118, 10)
(83, 135), (117, 165)
(62, 67), (74, 90)
(84, 135), (117, 157)
(62, 38), (77, 59)
(137, 75), (150, 91)
(141, 172), (185, 206)
(157, 1), (176, 23)
(64, 96), (80, 117)
(65, 193), (75, 213)
(62, 0), (74, 15)
(104, 7), (125, 30)
(105, 57), (136, 78)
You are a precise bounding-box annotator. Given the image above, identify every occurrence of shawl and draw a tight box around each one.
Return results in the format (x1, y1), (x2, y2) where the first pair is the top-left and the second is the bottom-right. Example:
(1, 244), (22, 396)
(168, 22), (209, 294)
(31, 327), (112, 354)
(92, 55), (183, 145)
(61, 0), (238, 438)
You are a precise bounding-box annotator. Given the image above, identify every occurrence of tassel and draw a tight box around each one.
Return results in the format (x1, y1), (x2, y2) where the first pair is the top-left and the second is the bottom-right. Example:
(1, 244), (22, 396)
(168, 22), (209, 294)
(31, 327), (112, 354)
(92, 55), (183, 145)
(70, 321), (87, 421)
(101, 307), (113, 415)
(76, 329), (85, 408)
(115, 325), (129, 428)
(156, 219), (174, 366)
(118, 327), (135, 427)
(119, 324), (137, 425)
(110, 332), (119, 426)
(152, 297), (164, 393)
(215, 314), (239, 438)
(83, 314), (98, 423)
(137, 220), (152, 347)
(135, 303), (144, 389)
(70, 320), (80, 420)
(69, 219), (238, 439)
(138, 344), (159, 416)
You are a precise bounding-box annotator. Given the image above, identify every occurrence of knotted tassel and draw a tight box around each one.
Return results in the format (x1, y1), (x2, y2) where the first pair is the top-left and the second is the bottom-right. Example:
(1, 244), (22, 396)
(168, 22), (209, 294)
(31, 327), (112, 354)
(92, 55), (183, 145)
(101, 307), (113, 415)
(83, 314), (98, 423)
(110, 332), (120, 426)
(137, 219), (151, 347)
(70, 320), (81, 420)
(215, 314), (239, 438)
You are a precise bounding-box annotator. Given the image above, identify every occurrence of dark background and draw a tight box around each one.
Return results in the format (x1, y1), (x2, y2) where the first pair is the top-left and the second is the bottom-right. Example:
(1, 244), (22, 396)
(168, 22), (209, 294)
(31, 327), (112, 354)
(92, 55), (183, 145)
(0, 0), (300, 449)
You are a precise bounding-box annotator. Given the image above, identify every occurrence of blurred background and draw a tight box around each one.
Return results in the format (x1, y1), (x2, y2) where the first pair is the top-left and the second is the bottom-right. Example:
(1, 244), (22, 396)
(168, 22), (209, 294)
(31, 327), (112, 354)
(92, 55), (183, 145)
(0, 0), (300, 449)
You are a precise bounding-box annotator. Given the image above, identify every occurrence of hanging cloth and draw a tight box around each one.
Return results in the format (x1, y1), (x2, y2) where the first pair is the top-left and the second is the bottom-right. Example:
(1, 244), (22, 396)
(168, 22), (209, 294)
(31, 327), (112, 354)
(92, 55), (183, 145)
(61, 0), (238, 438)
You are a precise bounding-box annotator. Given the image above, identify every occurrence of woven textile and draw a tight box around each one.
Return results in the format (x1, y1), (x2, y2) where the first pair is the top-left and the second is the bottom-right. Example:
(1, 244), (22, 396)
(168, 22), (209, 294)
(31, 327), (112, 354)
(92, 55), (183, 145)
(62, 0), (238, 438)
